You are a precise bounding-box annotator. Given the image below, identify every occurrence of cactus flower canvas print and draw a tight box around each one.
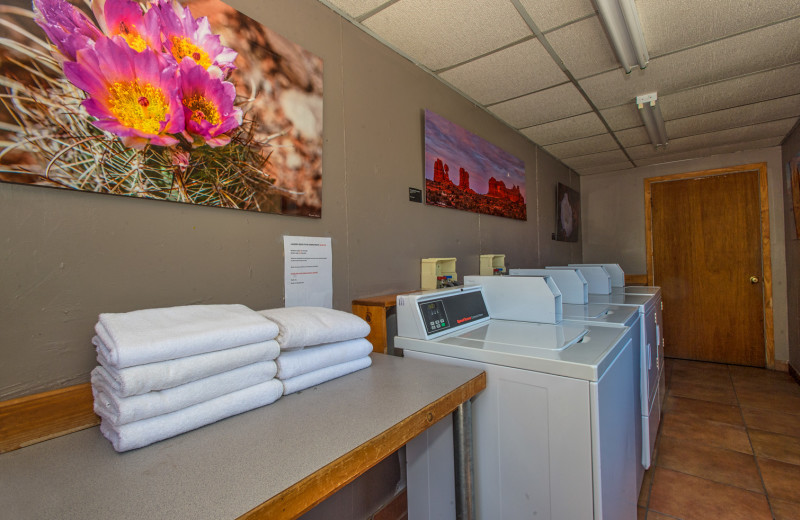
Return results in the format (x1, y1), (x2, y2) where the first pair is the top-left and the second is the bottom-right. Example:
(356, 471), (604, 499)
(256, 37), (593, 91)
(0, 0), (323, 217)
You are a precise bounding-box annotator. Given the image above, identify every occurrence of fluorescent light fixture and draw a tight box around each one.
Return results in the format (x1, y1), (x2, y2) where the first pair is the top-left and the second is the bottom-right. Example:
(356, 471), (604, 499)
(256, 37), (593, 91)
(636, 93), (668, 148)
(595, 0), (649, 73)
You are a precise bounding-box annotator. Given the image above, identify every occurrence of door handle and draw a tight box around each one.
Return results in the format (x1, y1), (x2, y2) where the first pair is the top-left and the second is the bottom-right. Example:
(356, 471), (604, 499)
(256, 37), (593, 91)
(750, 276), (759, 284)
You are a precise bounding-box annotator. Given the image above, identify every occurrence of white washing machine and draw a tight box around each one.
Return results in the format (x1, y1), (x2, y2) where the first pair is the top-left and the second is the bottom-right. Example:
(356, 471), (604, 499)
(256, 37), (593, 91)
(396, 284), (638, 520)
(589, 291), (665, 454)
(509, 268), (588, 304)
(549, 265), (612, 294)
(570, 263), (625, 288)
(559, 301), (648, 488)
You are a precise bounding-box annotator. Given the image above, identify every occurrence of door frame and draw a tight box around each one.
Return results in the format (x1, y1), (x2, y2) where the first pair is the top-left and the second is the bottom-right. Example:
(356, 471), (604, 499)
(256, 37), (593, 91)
(643, 162), (775, 368)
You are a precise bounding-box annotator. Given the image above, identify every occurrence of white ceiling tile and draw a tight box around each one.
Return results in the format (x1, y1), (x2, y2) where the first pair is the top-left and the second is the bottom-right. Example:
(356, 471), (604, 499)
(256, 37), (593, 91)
(659, 64), (800, 120)
(627, 118), (797, 160)
(638, 0), (800, 57)
(579, 17), (800, 109)
(517, 0), (597, 32)
(323, 0), (389, 18)
(546, 16), (620, 79)
(544, 133), (619, 159)
(489, 83), (591, 128)
(575, 161), (636, 176)
(438, 39), (567, 105)
(666, 95), (800, 138)
(363, 0), (532, 70)
(615, 126), (651, 147)
(521, 113), (606, 145)
(562, 149), (630, 169)
(632, 137), (785, 167)
(600, 105), (643, 131)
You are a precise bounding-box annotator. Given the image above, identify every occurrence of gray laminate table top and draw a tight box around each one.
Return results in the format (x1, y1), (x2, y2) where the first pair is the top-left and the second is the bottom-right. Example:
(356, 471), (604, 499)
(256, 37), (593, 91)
(0, 353), (484, 519)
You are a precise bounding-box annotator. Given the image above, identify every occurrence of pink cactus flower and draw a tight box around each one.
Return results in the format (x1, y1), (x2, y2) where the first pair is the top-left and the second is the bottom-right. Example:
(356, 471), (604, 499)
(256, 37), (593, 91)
(63, 37), (184, 149)
(33, 0), (104, 62)
(153, 0), (237, 78)
(178, 59), (242, 148)
(91, 0), (161, 53)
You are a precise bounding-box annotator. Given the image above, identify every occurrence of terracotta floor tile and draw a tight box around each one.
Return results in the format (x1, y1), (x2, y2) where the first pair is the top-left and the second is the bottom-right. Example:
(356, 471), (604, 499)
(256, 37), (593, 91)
(733, 376), (800, 398)
(771, 498), (800, 520)
(758, 458), (800, 502)
(750, 430), (800, 465)
(671, 367), (733, 387)
(644, 513), (675, 520)
(736, 387), (800, 415)
(659, 412), (752, 454)
(638, 505), (646, 520)
(639, 466), (654, 507)
(742, 407), (800, 437)
(663, 395), (743, 425)
(729, 365), (800, 384)
(670, 359), (730, 374)
(648, 468), (772, 520)
(669, 380), (739, 405)
(656, 436), (763, 492)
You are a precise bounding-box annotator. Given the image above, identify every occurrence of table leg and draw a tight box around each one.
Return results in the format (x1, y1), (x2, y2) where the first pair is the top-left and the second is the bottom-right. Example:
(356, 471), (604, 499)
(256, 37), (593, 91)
(453, 400), (475, 520)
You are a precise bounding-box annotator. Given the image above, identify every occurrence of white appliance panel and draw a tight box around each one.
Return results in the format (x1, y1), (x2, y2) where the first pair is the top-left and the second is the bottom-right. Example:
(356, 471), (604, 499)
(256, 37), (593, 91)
(404, 351), (595, 520)
(590, 337), (637, 519)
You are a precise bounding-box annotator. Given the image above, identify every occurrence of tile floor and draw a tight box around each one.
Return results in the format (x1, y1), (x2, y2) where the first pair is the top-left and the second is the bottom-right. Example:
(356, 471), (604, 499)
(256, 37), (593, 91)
(638, 359), (800, 520)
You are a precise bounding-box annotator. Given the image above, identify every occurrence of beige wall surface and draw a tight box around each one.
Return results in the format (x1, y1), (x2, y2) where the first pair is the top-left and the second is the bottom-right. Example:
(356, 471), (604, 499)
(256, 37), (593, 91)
(0, 0), (580, 400)
(781, 125), (800, 372)
(579, 147), (790, 363)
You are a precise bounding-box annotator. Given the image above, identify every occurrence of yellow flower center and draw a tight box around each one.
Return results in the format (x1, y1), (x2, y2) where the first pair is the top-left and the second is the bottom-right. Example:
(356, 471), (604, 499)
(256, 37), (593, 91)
(170, 36), (212, 69)
(116, 21), (148, 52)
(107, 81), (169, 134)
(184, 94), (221, 125)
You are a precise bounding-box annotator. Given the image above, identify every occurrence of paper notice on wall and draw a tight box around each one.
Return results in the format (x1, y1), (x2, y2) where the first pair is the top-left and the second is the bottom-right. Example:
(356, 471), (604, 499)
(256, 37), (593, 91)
(283, 236), (333, 308)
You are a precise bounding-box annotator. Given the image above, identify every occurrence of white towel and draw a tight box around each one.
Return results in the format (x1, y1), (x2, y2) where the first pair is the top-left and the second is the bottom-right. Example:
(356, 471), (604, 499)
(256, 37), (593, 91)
(95, 304), (279, 368)
(92, 361), (278, 426)
(93, 338), (280, 397)
(99, 378), (284, 452)
(276, 338), (373, 380)
(257, 306), (370, 350)
(281, 356), (372, 395)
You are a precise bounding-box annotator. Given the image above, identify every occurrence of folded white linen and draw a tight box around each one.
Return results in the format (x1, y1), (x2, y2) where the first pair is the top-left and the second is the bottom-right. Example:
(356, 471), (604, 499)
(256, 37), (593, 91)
(95, 304), (279, 368)
(257, 306), (370, 350)
(92, 360), (278, 426)
(93, 337), (280, 397)
(276, 338), (373, 380)
(281, 356), (372, 395)
(99, 378), (283, 452)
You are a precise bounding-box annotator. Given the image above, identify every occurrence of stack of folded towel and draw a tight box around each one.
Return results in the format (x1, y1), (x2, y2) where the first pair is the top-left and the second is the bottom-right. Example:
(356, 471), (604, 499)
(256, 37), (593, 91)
(91, 304), (282, 452)
(258, 306), (373, 395)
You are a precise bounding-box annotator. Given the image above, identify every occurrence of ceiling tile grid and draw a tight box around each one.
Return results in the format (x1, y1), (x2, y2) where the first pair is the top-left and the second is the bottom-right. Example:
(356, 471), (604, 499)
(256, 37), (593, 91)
(438, 39), (567, 105)
(320, 0), (800, 175)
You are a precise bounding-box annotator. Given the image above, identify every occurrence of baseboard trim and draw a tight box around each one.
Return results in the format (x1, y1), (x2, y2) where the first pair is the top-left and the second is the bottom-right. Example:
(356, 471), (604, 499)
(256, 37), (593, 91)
(789, 362), (800, 386)
(0, 383), (98, 454)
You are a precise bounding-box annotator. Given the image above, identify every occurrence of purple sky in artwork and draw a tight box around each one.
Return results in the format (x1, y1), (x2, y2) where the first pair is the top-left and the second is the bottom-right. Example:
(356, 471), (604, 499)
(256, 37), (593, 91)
(424, 109), (526, 198)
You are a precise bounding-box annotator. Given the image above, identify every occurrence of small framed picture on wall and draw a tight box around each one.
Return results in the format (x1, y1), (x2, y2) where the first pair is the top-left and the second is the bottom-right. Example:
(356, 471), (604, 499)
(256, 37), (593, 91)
(555, 182), (580, 242)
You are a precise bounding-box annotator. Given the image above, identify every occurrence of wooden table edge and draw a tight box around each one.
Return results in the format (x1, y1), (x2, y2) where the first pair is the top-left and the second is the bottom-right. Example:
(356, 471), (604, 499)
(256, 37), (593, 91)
(237, 371), (486, 520)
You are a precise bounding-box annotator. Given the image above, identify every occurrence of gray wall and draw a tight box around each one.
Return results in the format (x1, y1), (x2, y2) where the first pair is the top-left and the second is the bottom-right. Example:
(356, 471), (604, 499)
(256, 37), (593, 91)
(0, 0), (580, 398)
(579, 147), (791, 363)
(781, 125), (800, 373)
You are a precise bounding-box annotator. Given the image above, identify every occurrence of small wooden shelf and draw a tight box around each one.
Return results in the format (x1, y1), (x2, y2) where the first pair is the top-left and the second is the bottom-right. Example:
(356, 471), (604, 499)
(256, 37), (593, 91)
(352, 292), (416, 354)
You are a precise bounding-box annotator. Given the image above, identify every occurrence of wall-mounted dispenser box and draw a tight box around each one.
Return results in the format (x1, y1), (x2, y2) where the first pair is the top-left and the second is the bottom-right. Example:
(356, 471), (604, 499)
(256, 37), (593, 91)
(421, 257), (457, 290)
(479, 254), (506, 276)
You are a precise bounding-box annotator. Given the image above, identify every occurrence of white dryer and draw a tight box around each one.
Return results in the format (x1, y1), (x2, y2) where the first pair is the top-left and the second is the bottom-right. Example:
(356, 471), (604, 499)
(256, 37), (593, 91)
(397, 284), (638, 520)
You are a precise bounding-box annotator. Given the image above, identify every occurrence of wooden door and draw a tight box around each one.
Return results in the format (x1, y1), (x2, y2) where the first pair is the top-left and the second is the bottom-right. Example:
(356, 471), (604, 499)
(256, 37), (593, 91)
(648, 168), (767, 367)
